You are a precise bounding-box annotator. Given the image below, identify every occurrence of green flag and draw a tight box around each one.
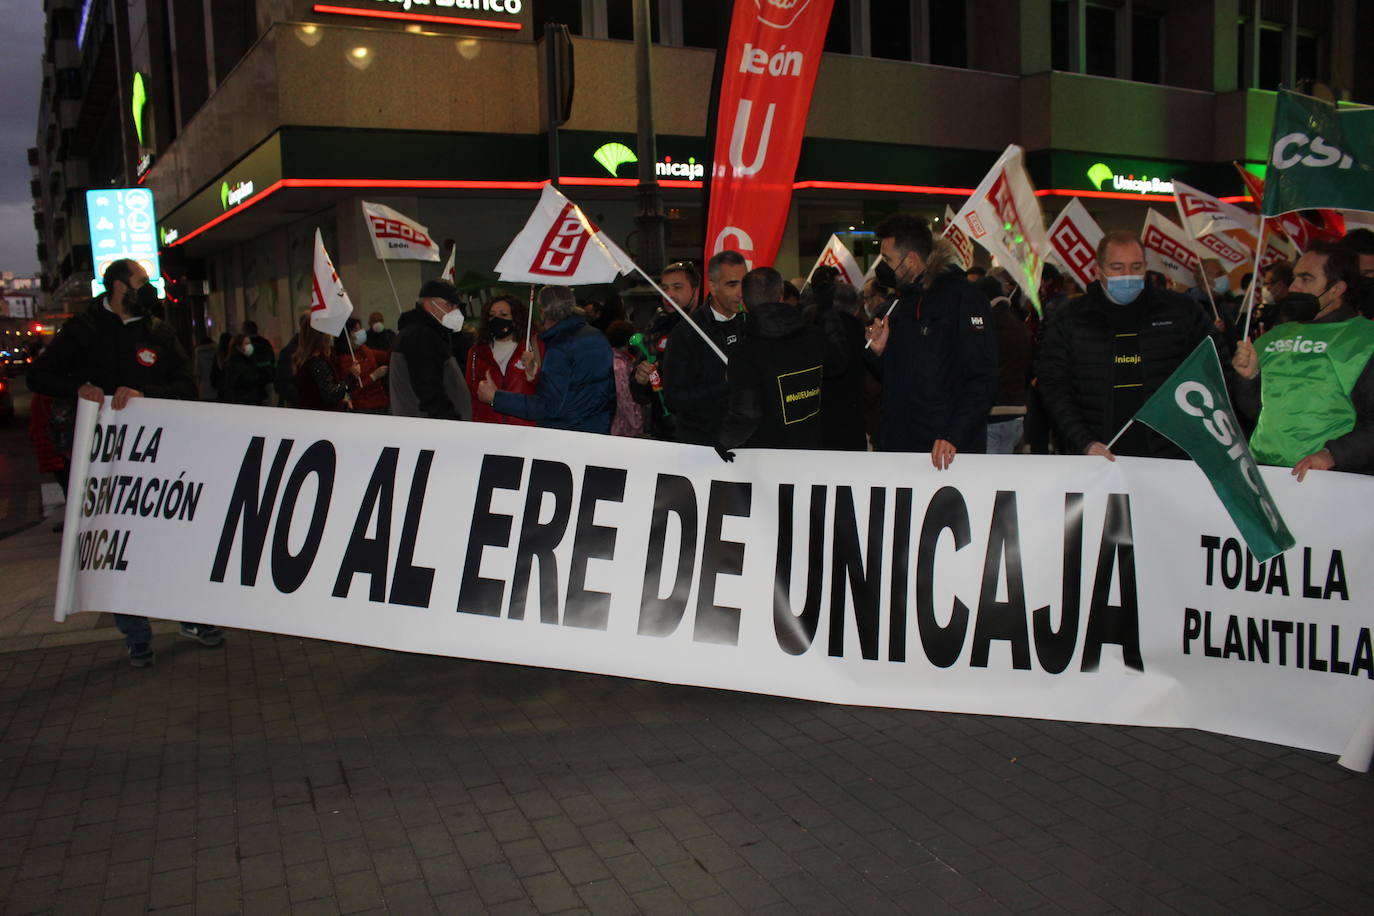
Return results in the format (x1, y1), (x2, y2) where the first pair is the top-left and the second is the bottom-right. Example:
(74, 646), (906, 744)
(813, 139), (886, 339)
(1262, 90), (1374, 217)
(1132, 338), (1294, 561)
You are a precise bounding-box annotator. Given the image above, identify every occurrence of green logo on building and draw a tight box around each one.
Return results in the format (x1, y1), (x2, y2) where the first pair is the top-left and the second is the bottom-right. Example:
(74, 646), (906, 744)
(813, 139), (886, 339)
(593, 142), (638, 176)
(1087, 162), (1113, 190)
(131, 72), (147, 146)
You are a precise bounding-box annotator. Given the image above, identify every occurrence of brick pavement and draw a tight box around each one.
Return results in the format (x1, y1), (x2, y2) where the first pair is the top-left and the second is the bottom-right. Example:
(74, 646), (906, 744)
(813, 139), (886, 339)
(2, 602), (1372, 915)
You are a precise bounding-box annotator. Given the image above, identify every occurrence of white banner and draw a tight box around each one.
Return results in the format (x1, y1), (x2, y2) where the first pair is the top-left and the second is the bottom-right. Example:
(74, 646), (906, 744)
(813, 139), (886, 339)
(1173, 179), (1259, 240)
(1046, 198), (1104, 291)
(496, 184), (637, 285)
(953, 145), (1049, 312)
(361, 201), (441, 262)
(1141, 209), (1202, 289)
(942, 206), (974, 271)
(59, 399), (1374, 758)
(806, 234), (863, 288)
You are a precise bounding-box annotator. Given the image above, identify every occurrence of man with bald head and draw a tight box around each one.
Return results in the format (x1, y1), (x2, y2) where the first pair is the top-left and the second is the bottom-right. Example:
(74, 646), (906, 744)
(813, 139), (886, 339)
(1037, 230), (1213, 460)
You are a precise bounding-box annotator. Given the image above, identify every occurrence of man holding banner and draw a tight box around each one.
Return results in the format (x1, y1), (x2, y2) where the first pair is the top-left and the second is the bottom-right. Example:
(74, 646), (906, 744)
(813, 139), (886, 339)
(1037, 231), (1213, 460)
(1232, 242), (1374, 479)
(864, 215), (997, 467)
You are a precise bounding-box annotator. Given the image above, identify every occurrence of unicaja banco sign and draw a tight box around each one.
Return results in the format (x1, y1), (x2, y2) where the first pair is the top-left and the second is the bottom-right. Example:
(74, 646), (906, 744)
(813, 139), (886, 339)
(592, 142), (706, 181)
(221, 180), (255, 210)
(1088, 162), (1174, 195)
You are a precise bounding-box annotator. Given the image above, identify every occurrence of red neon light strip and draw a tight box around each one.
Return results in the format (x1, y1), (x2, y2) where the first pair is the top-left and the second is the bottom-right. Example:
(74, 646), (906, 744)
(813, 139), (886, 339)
(165, 177), (1251, 248)
(311, 4), (522, 30)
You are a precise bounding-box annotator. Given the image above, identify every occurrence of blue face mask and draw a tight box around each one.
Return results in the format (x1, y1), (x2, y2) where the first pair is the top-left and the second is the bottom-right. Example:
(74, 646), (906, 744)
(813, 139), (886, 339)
(1212, 274), (1230, 294)
(1105, 274), (1145, 305)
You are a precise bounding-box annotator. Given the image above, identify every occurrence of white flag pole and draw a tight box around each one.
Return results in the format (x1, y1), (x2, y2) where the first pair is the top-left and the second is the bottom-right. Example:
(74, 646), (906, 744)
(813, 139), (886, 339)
(1104, 420), (1132, 452)
(525, 285), (535, 352)
(864, 297), (902, 351)
(379, 258), (404, 319)
(1241, 224), (1267, 341)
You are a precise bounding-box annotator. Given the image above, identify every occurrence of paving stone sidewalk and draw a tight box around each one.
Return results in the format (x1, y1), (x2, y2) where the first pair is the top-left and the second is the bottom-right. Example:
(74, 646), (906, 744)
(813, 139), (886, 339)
(1, 519), (1372, 914)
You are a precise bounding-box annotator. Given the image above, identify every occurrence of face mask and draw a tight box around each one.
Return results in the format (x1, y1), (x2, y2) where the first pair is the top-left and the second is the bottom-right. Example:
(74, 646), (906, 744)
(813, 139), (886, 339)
(488, 317), (515, 339)
(371, 321), (384, 333)
(124, 282), (159, 316)
(440, 308), (465, 332)
(1104, 275), (1145, 305)
(874, 260), (899, 290)
(1276, 292), (1321, 324)
(352, 328), (367, 346)
(1212, 275), (1230, 294)
(1261, 286), (1275, 306)
(241, 343), (254, 357)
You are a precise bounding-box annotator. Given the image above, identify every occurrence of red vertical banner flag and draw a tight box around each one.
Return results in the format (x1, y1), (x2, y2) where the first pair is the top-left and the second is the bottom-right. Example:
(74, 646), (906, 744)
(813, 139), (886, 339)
(704, 0), (835, 268)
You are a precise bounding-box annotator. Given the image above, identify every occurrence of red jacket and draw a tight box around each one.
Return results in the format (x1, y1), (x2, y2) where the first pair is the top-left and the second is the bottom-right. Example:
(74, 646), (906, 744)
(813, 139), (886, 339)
(465, 339), (543, 426)
(334, 345), (391, 412)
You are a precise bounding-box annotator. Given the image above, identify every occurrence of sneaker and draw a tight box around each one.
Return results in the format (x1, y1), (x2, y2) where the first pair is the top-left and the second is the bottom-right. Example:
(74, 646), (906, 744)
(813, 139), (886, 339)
(128, 643), (155, 668)
(179, 624), (224, 647)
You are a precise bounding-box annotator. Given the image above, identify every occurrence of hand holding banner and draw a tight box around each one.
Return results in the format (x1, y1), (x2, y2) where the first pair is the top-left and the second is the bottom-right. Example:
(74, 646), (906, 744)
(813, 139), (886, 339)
(310, 229), (354, 337)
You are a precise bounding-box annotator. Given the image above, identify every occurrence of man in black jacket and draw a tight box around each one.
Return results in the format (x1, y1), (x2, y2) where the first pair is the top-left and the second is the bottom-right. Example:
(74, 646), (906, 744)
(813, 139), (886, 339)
(864, 214), (998, 469)
(719, 268), (829, 451)
(1036, 230), (1213, 460)
(631, 260), (700, 439)
(661, 250), (747, 446)
(28, 258), (223, 667)
(390, 279), (472, 421)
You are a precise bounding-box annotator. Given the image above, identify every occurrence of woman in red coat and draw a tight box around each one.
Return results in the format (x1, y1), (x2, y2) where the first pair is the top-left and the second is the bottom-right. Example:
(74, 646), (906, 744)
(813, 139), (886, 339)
(334, 317), (391, 414)
(465, 294), (542, 426)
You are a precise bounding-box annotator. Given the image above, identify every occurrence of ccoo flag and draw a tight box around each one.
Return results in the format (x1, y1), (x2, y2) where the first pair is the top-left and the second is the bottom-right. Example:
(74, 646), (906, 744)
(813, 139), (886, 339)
(310, 229), (354, 337)
(1141, 210), (1200, 289)
(360, 201), (441, 262)
(1262, 90), (1374, 217)
(496, 184), (637, 285)
(942, 206), (974, 271)
(806, 234), (863, 288)
(1046, 198), (1104, 291)
(952, 145), (1049, 314)
(1131, 338), (1294, 561)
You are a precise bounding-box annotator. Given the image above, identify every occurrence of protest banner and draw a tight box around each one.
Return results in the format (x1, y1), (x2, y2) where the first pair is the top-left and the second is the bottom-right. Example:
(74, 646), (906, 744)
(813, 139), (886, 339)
(1046, 198), (1103, 291)
(1141, 209), (1200, 289)
(56, 397), (1374, 762)
(942, 206), (974, 272)
(951, 145), (1049, 314)
(704, 0), (835, 268)
(360, 201), (441, 262)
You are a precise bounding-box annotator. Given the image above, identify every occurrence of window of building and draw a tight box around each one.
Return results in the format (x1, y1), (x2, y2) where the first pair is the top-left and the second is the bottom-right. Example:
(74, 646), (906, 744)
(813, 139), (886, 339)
(824, 0), (852, 54)
(531, 0), (584, 35)
(1131, 11), (1162, 83)
(682, 0), (729, 49)
(605, 0), (659, 42)
(1083, 4), (1116, 77)
(869, 0), (912, 61)
(928, 0), (967, 68)
(1051, 0), (1072, 71)
(1238, 0), (1330, 91)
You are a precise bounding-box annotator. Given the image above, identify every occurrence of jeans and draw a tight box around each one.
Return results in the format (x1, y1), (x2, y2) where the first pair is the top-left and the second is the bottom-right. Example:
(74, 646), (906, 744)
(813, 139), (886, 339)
(113, 614), (153, 648)
(986, 417), (1024, 455)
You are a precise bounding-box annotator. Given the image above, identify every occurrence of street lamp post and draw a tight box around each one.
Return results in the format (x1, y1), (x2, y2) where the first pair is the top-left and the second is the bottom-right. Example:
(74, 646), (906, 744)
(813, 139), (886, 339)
(628, 0), (667, 326)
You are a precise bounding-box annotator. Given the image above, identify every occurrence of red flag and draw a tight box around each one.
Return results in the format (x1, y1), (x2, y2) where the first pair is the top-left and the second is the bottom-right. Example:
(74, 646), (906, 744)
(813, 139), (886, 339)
(704, 0), (835, 268)
(1232, 163), (1346, 252)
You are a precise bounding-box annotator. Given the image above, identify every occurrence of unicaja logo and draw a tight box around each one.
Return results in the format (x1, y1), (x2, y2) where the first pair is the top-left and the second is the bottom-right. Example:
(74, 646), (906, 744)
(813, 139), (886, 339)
(754, 0), (814, 29)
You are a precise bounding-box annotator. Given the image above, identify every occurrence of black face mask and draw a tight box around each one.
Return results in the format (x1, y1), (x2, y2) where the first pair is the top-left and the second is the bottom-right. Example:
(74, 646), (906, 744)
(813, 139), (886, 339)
(1276, 292), (1322, 324)
(874, 260), (899, 290)
(123, 283), (159, 317)
(488, 317), (515, 339)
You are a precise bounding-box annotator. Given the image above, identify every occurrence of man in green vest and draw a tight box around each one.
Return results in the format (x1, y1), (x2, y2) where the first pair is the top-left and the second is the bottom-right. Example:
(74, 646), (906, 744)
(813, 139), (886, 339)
(1232, 242), (1374, 481)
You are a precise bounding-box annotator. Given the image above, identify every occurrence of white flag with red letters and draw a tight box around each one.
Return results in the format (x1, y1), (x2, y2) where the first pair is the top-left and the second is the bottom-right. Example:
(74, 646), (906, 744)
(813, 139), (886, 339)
(361, 201), (441, 262)
(806, 234), (863, 288)
(439, 244), (457, 284)
(1046, 198), (1104, 290)
(1140, 210), (1201, 289)
(942, 206), (975, 271)
(496, 184), (637, 285)
(310, 229), (354, 337)
(951, 145), (1049, 313)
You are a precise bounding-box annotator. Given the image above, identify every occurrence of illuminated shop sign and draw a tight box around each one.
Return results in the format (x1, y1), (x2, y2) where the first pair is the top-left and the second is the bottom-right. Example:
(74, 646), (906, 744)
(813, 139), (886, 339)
(1087, 161), (1175, 195)
(221, 180), (256, 209)
(86, 188), (164, 298)
(311, 1), (527, 31)
(590, 141), (707, 182)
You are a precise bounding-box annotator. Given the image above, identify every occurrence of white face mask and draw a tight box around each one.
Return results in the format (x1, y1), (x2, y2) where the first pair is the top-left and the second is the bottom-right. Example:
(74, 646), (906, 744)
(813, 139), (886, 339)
(371, 321), (384, 333)
(353, 328), (367, 345)
(242, 342), (254, 357)
(440, 308), (465, 332)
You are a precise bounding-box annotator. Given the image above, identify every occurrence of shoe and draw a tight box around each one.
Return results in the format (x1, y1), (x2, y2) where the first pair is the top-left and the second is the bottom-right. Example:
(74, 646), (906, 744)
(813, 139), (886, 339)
(128, 643), (155, 668)
(179, 624), (224, 647)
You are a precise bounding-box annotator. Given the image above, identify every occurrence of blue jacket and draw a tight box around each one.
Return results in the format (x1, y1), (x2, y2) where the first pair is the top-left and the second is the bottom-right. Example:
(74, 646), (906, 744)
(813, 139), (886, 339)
(492, 316), (615, 433)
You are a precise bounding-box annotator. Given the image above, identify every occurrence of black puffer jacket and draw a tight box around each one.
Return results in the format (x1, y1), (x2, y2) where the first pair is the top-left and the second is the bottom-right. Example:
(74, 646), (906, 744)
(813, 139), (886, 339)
(28, 300), (196, 402)
(718, 302), (829, 451)
(1036, 281), (1213, 458)
(662, 307), (745, 446)
(864, 240), (998, 452)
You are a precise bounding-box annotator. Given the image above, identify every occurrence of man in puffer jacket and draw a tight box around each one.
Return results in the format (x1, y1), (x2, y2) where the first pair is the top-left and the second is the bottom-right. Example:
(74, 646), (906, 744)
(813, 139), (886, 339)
(1036, 230), (1214, 460)
(864, 214), (998, 469)
(476, 286), (615, 433)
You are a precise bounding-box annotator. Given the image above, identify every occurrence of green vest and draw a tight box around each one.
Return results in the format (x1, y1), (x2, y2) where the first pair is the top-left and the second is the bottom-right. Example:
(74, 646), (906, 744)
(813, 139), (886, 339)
(1250, 317), (1374, 466)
